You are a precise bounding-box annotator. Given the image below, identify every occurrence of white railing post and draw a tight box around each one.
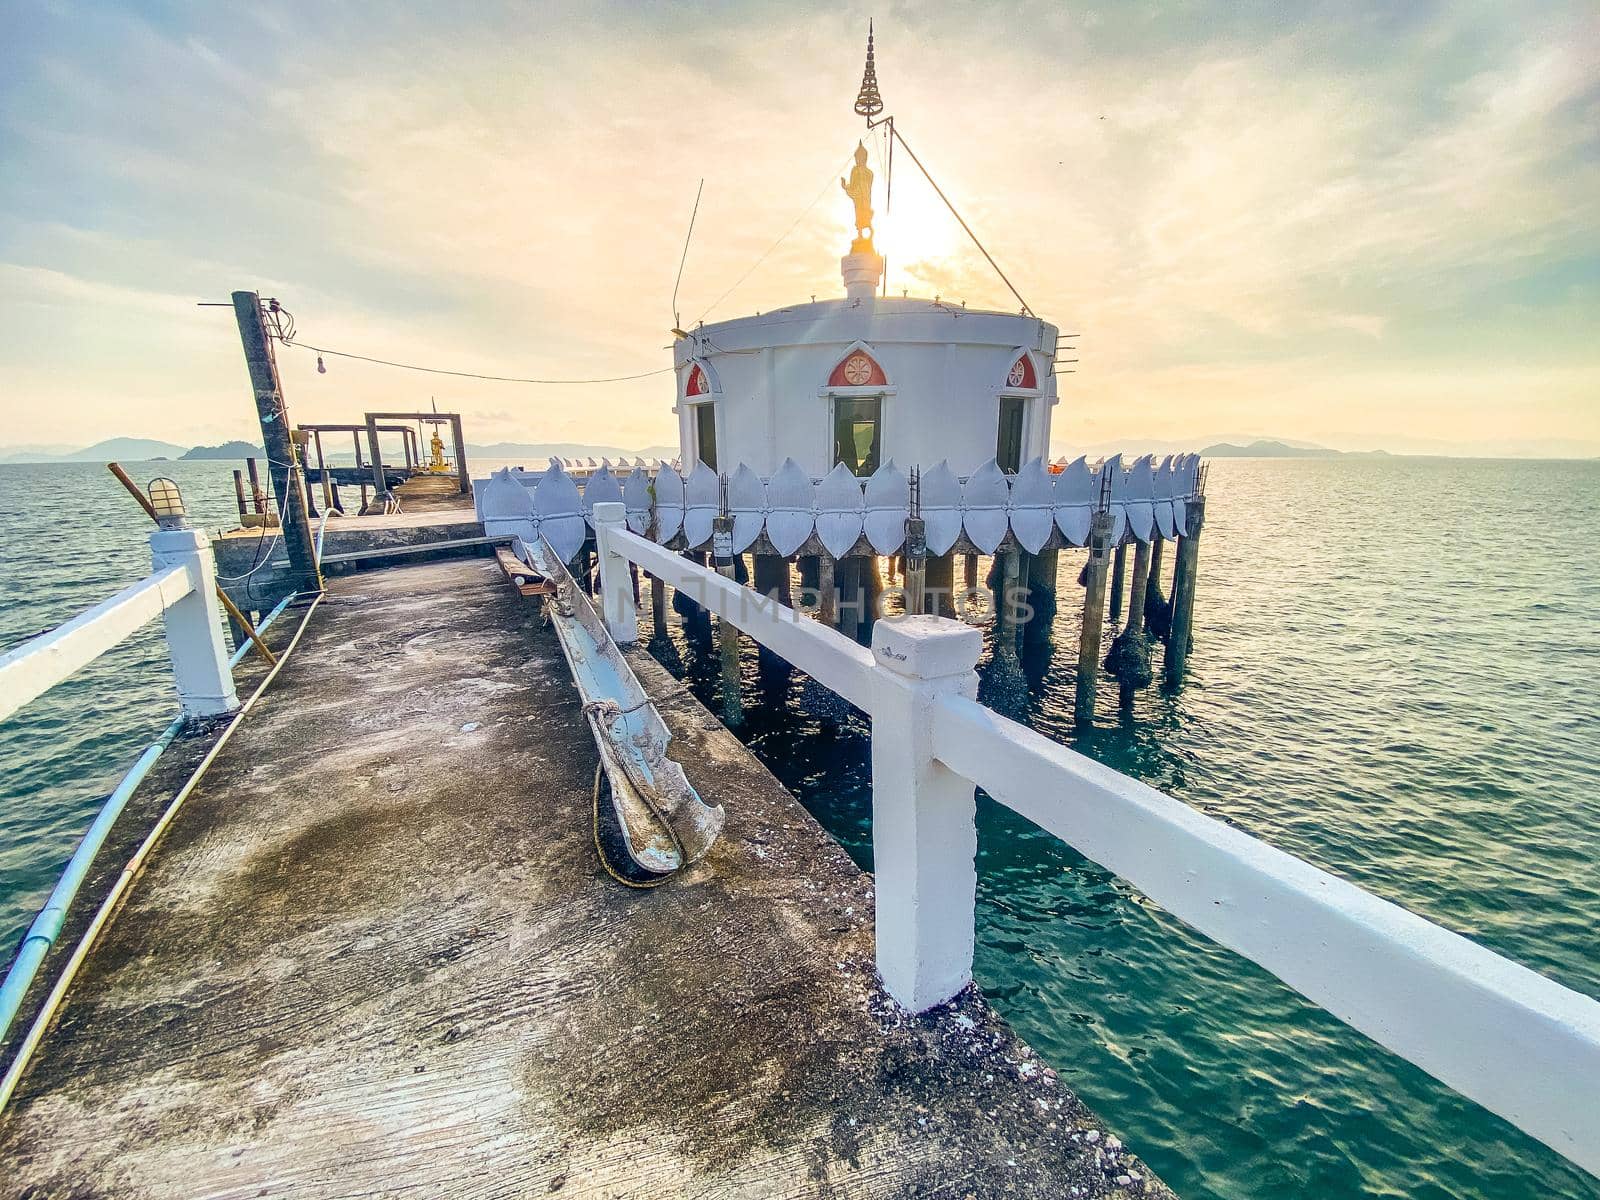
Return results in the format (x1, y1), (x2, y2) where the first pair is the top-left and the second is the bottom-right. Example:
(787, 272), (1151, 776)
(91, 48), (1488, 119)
(868, 614), (983, 1011)
(592, 502), (639, 645)
(149, 528), (239, 718)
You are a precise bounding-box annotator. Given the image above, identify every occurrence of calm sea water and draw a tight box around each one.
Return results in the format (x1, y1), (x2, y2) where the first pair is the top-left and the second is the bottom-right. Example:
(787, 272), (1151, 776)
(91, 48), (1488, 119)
(2, 456), (1597, 1198)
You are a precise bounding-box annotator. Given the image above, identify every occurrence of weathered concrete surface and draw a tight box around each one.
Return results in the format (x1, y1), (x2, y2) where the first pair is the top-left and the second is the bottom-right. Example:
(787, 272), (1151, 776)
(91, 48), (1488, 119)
(0, 558), (1170, 1199)
(0, 599), (316, 1077)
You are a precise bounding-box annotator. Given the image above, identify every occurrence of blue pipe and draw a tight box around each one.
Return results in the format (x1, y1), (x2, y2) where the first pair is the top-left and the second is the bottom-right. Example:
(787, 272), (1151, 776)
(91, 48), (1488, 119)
(228, 591), (295, 669)
(0, 719), (181, 1040)
(0, 589), (301, 1043)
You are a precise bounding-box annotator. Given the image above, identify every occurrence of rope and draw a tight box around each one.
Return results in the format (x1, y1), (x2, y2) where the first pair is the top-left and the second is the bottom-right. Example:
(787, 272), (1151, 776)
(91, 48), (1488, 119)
(585, 698), (686, 890)
(887, 123), (1034, 317)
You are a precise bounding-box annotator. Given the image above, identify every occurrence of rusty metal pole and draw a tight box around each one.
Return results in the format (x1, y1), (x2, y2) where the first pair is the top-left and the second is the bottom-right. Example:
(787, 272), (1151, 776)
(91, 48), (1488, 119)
(245, 457), (265, 514)
(232, 291), (318, 592)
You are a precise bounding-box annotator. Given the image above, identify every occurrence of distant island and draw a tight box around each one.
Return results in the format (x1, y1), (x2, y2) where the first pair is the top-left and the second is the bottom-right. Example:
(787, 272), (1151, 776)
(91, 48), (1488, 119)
(180, 440), (266, 461)
(1199, 439), (1390, 459)
(0, 437), (266, 465)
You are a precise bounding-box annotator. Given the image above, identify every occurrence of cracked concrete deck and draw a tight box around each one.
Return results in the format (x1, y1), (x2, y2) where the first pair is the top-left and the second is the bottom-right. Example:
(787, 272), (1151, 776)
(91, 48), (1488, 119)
(0, 557), (1169, 1198)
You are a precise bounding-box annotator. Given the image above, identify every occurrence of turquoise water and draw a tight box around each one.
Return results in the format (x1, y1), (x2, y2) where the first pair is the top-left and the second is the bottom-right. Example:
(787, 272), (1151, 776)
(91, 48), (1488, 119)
(0, 462), (261, 951)
(2, 457), (1598, 1197)
(663, 457), (1600, 1200)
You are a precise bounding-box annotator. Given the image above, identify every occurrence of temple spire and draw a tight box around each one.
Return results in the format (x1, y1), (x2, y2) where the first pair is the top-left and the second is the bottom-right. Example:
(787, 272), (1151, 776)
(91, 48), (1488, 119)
(854, 21), (884, 118)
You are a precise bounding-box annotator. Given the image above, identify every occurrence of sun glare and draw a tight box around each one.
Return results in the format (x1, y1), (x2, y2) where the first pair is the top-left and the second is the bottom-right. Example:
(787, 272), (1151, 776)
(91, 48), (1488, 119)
(874, 184), (960, 268)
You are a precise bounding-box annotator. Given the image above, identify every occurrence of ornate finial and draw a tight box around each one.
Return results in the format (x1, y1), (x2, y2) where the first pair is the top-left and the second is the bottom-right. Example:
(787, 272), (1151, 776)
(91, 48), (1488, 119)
(854, 20), (884, 118)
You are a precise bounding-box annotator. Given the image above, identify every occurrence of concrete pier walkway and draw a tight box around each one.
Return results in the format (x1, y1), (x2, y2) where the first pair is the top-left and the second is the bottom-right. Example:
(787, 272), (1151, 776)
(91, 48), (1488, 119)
(0, 558), (1168, 1198)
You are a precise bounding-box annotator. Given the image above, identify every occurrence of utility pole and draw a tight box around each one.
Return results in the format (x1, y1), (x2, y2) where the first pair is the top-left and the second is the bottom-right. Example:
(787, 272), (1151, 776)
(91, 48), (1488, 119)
(231, 291), (321, 594)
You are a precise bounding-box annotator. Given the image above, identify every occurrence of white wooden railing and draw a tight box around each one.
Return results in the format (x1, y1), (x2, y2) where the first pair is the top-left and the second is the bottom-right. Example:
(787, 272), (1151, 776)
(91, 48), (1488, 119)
(0, 527), (238, 724)
(586, 503), (1600, 1178)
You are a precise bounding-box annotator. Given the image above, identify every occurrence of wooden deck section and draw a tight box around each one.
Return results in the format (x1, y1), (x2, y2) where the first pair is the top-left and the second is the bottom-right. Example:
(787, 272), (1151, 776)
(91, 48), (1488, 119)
(0, 558), (1168, 1198)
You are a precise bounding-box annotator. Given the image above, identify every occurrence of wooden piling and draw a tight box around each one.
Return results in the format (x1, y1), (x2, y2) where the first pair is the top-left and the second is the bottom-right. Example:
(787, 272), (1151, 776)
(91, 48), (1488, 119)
(903, 519), (927, 616)
(1165, 497), (1206, 685)
(753, 553), (787, 605)
(995, 549), (1021, 661)
(1074, 511), (1115, 726)
(232, 469), (249, 521)
(1109, 542), (1127, 623)
(1144, 537), (1167, 639)
(1023, 548), (1058, 651)
(816, 555), (837, 629)
(838, 558), (863, 643)
(1119, 540), (1153, 707)
(649, 573), (668, 641)
(713, 517), (743, 723)
(925, 552), (955, 619)
(752, 553), (790, 683)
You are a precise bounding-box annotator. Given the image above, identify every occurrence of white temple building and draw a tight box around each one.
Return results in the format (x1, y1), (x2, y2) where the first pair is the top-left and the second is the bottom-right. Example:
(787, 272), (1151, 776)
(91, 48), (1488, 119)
(672, 53), (1061, 482)
(672, 293), (1060, 480)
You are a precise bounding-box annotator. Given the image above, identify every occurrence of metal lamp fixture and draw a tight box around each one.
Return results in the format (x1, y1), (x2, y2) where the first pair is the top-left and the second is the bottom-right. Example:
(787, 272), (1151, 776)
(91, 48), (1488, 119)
(147, 477), (188, 529)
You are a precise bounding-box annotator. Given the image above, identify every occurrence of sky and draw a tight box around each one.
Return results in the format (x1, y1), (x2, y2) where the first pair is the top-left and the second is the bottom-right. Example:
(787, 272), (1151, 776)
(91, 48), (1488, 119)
(1, 1), (1597, 458)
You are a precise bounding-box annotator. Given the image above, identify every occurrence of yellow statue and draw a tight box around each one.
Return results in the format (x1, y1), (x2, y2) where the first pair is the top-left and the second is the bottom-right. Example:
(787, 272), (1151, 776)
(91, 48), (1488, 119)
(841, 141), (874, 247)
(429, 427), (447, 472)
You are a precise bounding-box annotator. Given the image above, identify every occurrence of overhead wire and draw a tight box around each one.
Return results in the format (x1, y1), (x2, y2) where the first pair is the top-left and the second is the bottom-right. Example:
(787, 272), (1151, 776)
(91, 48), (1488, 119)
(693, 153), (855, 326)
(277, 338), (673, 385)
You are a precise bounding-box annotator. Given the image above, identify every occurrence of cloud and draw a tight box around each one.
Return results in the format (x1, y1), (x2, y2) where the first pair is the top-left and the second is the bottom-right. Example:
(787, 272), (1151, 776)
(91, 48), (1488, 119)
(1, 1), (1596, 454)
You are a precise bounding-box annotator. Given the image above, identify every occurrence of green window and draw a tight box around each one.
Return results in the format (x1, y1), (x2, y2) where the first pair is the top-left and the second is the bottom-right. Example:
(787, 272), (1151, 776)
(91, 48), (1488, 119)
(694, 404), (718, 472)
(833, 396), (882, 476)
(997, 395), (1026, 474)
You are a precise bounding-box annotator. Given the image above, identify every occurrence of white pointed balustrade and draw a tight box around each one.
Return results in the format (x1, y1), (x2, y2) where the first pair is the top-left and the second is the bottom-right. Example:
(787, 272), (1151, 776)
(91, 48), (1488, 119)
(476, 452), (1206, 559)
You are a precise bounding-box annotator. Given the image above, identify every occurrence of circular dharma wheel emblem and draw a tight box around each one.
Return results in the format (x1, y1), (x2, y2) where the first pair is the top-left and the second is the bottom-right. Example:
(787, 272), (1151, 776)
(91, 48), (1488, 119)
(843, 354), (874, 385)
(1008, 359), (1028, 388)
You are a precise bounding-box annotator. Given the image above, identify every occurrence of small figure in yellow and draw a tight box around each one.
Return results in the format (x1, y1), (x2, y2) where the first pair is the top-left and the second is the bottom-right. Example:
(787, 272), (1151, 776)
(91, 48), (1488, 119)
(428, 427), (448, 473)
(841, 141), (874, 247)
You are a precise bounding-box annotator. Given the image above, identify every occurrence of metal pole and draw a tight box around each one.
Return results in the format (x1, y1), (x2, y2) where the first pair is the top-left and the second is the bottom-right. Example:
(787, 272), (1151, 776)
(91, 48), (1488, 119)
(451, 414), (469, 494)
(246, 457), (265, 514)
(231, 291), (319, 591)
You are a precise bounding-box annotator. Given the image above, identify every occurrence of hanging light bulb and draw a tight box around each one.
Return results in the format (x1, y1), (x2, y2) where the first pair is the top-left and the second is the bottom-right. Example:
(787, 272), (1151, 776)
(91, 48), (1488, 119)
(316, 355), (326, 374)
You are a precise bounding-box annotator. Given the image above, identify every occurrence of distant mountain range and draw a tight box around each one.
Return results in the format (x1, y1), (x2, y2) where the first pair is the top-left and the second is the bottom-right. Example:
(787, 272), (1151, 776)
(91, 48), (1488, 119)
(0, 437), (271, 464)
(5, 433), (1592, 467)
(1198, 439), (1390, 459)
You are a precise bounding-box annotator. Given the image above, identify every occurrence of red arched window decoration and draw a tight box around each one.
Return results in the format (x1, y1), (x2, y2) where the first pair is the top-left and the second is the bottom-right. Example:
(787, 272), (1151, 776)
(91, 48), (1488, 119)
(827, 349), (887, 388)
(1005, 355), (1037, 390)
(686, 364), (709, 396)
